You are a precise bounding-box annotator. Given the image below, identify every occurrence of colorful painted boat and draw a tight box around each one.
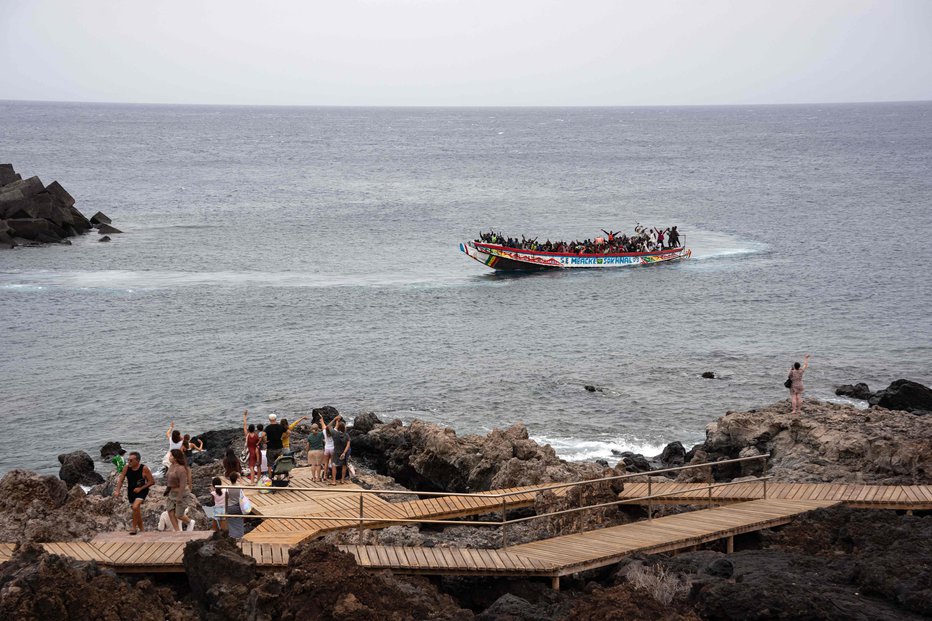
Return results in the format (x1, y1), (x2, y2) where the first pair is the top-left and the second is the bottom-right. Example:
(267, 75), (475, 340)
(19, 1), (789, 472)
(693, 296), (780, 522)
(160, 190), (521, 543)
(459, 240), (691, 271)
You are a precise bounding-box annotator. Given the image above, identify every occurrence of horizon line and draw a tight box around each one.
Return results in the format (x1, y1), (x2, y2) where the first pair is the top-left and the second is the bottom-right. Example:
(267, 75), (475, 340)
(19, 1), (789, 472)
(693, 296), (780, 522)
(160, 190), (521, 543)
(2, 97), (931, 109)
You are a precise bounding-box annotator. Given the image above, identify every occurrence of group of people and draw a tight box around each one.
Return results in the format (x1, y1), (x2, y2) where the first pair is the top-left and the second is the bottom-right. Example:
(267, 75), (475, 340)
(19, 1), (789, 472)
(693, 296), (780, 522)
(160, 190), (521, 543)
(478, 224), (681, 254)
(241, 410), (308, 483)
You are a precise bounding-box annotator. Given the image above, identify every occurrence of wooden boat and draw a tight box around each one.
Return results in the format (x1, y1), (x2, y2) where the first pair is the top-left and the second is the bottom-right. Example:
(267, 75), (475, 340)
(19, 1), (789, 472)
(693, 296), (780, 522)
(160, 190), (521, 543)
(459, 240), (691, 271)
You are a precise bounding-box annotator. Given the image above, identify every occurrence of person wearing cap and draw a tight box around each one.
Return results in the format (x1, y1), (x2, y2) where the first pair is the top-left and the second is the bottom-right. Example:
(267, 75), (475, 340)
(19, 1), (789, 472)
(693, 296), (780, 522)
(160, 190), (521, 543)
(264, 413), (285, 467)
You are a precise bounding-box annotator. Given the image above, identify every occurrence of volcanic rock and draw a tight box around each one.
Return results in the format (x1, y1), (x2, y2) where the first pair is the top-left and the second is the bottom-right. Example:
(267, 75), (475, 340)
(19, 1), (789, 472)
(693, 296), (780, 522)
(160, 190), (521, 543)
(350, 411), (384, 435)
(701, 371), (715, 379)
(99, 235), (110, 242)
(194, 427), (241, 460)
(311, 405), (341, 425)
(183, 534), (258, 618)
(0, 163), (20, 185)
(99, 441), (124, 461)
(89, 211), (112, 225)
(869, 379), (932, 413)
(835, 382), (873, 400)
(58, 451), (105, 488)
(96, 223), (122, 234)
(0, 544), (197, 621)
(352, 419), (602, 492)
(657, 441), (687, 468)
(688, 400), (932, 483)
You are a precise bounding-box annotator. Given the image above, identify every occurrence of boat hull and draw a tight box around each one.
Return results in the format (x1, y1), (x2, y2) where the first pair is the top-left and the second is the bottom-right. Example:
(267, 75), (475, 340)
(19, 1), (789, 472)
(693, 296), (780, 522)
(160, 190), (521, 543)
(460, 241), (691, 271)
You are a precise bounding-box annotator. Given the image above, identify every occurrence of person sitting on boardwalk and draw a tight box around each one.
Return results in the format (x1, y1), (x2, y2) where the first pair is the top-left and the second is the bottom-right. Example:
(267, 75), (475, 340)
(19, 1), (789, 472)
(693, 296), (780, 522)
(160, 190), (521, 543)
(112, 451), (154, 535)
(306, 422), (326, 482)
(165, 448), (194, 531)
(788, 354), (811, 416)
(329, 418), (351, 485)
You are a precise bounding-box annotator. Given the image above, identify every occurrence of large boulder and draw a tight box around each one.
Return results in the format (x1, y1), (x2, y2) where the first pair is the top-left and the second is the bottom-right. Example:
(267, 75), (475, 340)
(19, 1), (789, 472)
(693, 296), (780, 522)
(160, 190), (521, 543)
(99, 441), (124, 461)
(869, 379), (932, 413)
(688, 400), (932, 483)
(311, 405), (341, 425)
(835, 382), (873, 400)
(183, 534), (258, 618)
(657, 441), (686, 468)
(353, 419), (601, 492)
(350, 411), (384, 435)
(57, 451), (105, 488)
(96, 223), (122, 234)
(194, 427), (241, 460)
(45, 180), (75, 208)
(0, 163), (21, 185)
(0, 175), (45, 201)
(0, 469), (68, 513)
(5, 218), (66, 243)
(89, 211), (111, 225)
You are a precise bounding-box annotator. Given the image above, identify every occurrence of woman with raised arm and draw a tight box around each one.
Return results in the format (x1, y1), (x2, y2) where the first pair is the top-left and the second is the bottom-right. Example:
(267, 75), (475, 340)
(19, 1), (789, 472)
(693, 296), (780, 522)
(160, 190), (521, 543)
(788, 354), (811, 416)
(243, 410), (260, 484)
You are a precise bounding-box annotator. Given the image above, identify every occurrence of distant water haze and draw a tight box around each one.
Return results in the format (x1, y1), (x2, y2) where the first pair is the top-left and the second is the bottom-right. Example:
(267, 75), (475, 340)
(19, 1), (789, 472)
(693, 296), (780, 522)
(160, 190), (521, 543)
(1, 101), (930, 474)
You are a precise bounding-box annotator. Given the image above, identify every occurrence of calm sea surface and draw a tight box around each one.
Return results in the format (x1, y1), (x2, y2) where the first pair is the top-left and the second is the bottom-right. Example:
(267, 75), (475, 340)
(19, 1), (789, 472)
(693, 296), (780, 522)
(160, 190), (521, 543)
(1, 101), (930, 475)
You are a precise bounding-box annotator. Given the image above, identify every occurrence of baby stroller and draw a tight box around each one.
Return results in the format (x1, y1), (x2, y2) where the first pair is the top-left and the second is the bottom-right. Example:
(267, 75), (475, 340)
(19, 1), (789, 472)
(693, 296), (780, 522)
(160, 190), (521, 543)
(270, 452), (296, 486)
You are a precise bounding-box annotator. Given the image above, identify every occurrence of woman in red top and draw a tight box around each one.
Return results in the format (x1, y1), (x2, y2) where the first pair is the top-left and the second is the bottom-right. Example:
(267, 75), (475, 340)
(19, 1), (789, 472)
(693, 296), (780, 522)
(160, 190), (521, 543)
(243, 410), (260, 483)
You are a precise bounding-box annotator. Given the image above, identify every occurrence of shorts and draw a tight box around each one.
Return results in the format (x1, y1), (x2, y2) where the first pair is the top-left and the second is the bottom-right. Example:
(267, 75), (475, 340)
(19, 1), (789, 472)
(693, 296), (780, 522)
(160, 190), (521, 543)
(267, 449), (282, 465)
(307, 450), (324, 466)
(332, 453), (346, 467)
(166, 489), (188, 515)
(324, 447), (334, 457)
(128, 489), (149, 504)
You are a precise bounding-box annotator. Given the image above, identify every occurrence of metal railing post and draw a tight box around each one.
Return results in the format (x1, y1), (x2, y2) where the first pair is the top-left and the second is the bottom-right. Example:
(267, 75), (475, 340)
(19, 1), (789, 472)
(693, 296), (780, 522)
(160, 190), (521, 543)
(763, 477), (768, 500)
(708, 482), (713, 508)
(647, 477), (653, 521)
(358, 495), (364, 542)
(501, 497), (507, 548)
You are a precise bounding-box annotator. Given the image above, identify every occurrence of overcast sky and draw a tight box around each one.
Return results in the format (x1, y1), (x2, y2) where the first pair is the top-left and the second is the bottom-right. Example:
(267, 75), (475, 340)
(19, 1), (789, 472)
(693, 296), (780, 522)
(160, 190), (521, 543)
(2, 0), (931, 106)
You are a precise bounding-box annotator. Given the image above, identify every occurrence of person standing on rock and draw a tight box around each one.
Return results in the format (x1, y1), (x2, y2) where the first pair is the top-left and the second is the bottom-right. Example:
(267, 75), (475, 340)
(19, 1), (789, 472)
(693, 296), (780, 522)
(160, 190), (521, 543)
(113, 451), (154, 535)
(329, 419), (351, 485)
(788, 354), (811, 415)
(165, 448), (193, 531)
(164, 421), (184, 468)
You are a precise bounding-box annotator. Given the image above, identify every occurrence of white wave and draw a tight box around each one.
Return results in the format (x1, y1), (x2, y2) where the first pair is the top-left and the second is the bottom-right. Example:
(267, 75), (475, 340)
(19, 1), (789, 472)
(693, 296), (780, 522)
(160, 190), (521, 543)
(533, 435), (666, 463)
(0, 269), (471, 291)
(686, 231), (768, 261)
(821, 396), (870, 409)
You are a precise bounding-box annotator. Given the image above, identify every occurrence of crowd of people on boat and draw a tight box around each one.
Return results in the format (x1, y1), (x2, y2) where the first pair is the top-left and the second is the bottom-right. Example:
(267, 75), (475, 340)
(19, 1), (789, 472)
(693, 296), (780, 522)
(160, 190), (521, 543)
(478, 224), (681, 254)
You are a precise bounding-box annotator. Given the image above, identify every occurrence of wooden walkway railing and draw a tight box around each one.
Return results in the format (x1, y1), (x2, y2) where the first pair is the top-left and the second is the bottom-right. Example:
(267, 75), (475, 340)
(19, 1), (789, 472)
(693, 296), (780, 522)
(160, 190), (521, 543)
(338, 498), (840, 588)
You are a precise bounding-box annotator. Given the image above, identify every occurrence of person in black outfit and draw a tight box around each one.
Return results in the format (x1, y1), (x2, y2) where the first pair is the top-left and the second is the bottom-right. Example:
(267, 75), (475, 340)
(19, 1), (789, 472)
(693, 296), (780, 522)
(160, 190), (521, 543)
(264, 414), (285, 468)
(113, 451), (155, 534)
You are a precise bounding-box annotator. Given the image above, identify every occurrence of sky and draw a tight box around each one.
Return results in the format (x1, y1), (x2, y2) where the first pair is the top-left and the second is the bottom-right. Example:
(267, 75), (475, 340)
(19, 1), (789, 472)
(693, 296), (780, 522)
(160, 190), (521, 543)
(1, 0), (931, 106)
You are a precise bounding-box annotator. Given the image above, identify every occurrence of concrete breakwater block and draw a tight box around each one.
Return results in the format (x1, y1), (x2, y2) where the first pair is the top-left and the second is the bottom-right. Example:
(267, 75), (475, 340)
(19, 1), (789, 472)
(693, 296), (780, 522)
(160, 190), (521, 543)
(0, 164), (116, 248)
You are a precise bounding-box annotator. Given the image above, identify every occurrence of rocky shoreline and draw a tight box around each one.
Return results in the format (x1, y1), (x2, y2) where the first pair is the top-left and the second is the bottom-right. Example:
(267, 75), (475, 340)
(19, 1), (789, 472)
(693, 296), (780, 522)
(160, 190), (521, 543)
(1, 386), (930, 620)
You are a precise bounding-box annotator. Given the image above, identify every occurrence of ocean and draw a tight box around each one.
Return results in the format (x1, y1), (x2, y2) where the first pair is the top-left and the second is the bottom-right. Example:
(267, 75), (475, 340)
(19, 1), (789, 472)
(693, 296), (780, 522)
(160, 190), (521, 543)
(1, 101), (930, 475)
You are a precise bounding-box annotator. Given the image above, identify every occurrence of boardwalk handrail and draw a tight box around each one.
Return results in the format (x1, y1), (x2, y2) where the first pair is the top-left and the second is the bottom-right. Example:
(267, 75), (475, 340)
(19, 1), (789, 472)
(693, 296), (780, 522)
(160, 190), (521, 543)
(219, 453), (771, 547)
(219, 453), (771, 499)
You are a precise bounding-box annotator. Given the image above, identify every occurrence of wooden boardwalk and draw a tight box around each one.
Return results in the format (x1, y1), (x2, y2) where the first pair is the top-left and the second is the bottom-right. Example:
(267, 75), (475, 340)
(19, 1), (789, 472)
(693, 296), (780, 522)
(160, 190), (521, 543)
(339, 498), (839, 579)
(2, 473), (929, 575)
(241, 467), (560, 545)
(616, 481), (932, 510)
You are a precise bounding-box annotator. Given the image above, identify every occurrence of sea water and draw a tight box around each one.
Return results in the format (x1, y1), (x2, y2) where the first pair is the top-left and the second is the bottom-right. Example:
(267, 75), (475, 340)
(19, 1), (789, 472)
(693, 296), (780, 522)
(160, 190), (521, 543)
(1, 101), (930, 474)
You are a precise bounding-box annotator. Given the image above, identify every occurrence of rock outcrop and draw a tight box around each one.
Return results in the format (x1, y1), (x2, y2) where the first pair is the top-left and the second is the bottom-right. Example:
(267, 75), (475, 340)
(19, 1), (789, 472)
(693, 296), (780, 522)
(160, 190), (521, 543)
(0, 164), (115, 248)
(58, 451), (104, 488)
(869, 379), (932, 413)
(687, 400), (932, 483)
(351, 419), (602, 492)
(835, 382), (873, 400)
(0, 544), (198, 621)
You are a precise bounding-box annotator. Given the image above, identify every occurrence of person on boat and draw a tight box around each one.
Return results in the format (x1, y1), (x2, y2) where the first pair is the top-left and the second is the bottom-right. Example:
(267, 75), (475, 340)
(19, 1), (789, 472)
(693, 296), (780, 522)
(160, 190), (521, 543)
(113, 451), (154, 535)
(243, 410), (261, 483)
(788, 354), (811, 416)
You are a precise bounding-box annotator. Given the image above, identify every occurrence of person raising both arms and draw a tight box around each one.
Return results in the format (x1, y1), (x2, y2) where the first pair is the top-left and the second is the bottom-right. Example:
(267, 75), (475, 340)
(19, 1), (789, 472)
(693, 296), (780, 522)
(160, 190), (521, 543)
(788, 354), (811, 416)
(113, 451), (155, 535)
